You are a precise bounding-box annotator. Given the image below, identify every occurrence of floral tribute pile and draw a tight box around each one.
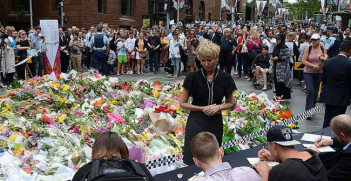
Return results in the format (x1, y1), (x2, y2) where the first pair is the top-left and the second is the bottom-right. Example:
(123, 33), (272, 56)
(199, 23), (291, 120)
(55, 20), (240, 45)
(0, 71), (293, 180)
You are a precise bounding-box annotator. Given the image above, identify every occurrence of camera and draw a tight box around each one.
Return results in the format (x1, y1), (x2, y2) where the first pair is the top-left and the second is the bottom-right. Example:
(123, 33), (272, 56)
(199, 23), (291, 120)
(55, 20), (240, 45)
(0, 29), (8, 47)
(0, 29), (8, 39)
(72, 48), (78, 53)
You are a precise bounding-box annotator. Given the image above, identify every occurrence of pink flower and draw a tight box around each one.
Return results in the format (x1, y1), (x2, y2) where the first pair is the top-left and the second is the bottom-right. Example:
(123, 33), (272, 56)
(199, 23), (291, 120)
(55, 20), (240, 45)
(77, 112), (84, 116)
(108, 113), (125, 124)
(234, 106), (243, 112)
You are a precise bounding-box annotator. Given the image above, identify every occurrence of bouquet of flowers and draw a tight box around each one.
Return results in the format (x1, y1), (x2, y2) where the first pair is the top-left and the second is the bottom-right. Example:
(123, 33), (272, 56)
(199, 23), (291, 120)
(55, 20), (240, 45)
(318, 54), (327, 66)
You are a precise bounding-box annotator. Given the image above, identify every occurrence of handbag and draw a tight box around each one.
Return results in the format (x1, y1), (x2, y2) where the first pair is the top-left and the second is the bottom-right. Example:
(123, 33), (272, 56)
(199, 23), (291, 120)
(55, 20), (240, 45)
(249, 49), (259, 59)
(241, 43), (248, 53)
(164, 59), (174, 74)
(27, 49), (38, 57)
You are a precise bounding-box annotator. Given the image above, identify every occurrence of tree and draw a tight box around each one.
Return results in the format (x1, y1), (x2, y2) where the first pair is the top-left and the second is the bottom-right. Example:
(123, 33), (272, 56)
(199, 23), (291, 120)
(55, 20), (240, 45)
(285, 0), (321, 20)
(11, 0), (25, 19)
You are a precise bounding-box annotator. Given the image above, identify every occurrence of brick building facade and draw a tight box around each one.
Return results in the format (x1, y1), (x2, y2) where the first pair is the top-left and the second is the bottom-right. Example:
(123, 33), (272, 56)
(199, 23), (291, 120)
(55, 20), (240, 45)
(0, 0), (148, 30)
(0, 0), (252, 30)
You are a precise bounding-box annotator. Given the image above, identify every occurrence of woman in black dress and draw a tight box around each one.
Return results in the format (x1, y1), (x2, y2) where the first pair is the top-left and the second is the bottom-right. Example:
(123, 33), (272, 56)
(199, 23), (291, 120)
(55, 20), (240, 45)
(180, 40), (237, 165)
(271, 34), (292, 99)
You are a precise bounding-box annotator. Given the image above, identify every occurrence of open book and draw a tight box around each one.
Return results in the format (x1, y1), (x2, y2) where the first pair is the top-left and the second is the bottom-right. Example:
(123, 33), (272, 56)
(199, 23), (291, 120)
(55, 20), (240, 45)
(303, 144), (335, 152)
(247, 157), (280, 167)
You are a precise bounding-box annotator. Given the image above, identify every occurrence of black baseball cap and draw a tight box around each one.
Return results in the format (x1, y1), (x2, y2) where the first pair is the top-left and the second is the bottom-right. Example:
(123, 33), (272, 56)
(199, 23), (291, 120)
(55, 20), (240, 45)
(267, 125), (300, 146)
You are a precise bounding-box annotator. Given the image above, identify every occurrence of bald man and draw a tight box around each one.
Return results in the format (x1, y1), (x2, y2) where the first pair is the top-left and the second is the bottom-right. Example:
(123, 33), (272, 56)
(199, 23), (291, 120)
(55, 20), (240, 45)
(312, 114), (351, 181)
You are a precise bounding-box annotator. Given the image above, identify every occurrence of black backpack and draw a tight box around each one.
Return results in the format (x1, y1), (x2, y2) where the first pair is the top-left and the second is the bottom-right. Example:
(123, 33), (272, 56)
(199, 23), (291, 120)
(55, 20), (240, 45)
(82, 157), (149, 181)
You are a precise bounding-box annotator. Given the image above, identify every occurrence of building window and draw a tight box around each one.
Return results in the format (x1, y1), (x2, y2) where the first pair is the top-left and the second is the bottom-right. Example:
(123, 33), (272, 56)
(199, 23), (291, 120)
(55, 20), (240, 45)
(121, 0), (132, 17)
(98, 0), (105, 13)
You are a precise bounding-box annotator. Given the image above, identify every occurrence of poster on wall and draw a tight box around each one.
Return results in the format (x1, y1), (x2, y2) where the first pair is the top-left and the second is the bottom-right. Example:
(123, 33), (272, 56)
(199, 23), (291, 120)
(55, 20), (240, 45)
(40, 20), (61, 77)
(142, 15), (150, 27)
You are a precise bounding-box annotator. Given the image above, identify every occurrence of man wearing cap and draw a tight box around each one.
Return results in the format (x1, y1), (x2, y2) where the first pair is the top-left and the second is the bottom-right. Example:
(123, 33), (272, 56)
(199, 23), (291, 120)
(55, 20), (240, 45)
(90, 25), (110, 76)
(325, 26), (341, 58)
(253, 125), (328, 181)
(320, 27), (328, 45)
(311, 114), (351, 181)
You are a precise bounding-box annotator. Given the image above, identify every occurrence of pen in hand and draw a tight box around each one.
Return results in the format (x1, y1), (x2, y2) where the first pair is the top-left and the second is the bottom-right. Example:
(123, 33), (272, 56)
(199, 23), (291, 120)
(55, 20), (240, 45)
(319, 131), (324, 143)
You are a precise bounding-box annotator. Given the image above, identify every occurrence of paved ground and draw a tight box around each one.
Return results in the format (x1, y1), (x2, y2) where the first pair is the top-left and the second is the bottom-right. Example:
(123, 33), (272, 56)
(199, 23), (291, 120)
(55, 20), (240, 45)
(113, 66), (351, 133)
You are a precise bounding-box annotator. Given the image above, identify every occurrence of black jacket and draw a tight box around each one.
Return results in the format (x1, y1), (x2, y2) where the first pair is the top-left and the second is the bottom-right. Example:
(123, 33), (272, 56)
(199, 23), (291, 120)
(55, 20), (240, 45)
(322, 55), (351, 106)
(203, 31), (223, 46)
(326, 137), (351, 181)
(59, 34), (68, 51)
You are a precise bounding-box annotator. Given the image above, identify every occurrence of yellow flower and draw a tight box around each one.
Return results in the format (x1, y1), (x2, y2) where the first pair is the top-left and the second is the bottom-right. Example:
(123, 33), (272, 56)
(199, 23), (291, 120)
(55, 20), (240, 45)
(174, 148), (182, 153)
(222, 110), (229, 116)
(63, 85), (70, 91)
(109, 100), (118, 106)
(233, 92), (240, 97)
(176, 105), (182, 113)
(2, 141), (6, 148)
(58, 115), (65, 123)
(9, 134), (19, 142)
(51, 83), (60, 87)
(153, 91), (160, 98)
(1, 107), (9, 114)
(43, 75), (49, 78)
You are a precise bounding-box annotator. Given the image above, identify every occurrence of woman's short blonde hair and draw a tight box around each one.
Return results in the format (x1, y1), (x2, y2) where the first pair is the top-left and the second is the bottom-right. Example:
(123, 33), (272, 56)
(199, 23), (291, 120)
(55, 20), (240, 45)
(196, 40), (220, 60)
(287, 32), (296, 38)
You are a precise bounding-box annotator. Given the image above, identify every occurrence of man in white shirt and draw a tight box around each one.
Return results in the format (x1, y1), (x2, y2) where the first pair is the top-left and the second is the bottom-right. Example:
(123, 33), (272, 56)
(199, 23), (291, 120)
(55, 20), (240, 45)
(266, 30), (276, 54)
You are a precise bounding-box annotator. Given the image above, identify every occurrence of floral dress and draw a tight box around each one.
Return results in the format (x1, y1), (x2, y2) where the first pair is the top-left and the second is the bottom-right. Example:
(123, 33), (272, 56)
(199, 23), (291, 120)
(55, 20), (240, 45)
(160, 36), (169, 63)
(187, 39), (196, 66)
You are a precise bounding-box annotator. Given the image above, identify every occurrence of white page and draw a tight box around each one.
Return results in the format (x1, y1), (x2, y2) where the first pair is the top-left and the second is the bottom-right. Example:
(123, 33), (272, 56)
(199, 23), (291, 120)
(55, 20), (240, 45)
(247, 157), (280, 167)
(302, 144), (336, 152)
(301, 133), (331, 142)
(188, 171), (204, 181)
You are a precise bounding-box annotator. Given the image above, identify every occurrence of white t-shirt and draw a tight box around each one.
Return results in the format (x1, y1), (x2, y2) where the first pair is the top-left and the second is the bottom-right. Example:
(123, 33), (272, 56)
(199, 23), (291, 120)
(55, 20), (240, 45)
(117, 41), (127, 56)
(126, 38), (136, 55)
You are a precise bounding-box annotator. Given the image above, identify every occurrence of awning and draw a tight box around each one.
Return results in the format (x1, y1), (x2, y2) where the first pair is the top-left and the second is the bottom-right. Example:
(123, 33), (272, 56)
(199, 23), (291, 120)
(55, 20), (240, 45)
(331, 10), (351, 16)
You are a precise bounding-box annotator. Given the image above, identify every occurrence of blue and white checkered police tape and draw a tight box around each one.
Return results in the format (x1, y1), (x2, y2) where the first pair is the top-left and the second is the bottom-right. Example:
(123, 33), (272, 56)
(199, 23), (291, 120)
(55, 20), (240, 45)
(145, 104), (325, 169)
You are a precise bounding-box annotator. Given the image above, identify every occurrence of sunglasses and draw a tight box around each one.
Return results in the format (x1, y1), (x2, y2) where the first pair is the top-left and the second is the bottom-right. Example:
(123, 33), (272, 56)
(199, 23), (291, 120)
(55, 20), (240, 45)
(21, 34), (26, 35)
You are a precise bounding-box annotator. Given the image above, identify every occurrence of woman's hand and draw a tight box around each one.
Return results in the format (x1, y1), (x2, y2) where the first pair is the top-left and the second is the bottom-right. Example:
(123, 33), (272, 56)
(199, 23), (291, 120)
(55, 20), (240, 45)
(270, 56), (278, 61)
(203, 104), (219, 116)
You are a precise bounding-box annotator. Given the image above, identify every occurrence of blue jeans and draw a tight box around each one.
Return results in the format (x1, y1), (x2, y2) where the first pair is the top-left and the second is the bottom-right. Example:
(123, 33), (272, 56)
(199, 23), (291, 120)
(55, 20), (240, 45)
(93, 51), (108, 76)
(171, 58), (181, 76)
(149, 50), (159, 72)
(237, 53), (249, 76)
(233, 55), (237, 71)
(108, 62), (116, 73)
(303, 73), (322, 111)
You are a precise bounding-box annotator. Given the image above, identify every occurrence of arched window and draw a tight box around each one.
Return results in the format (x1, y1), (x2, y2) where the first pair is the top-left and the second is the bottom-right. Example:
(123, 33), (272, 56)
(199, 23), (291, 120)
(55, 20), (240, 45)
(199, 2), (204, 21)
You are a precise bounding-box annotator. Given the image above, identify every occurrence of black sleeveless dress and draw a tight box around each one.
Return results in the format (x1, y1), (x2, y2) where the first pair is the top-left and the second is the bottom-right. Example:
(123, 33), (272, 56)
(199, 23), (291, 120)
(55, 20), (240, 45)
(182, 68), (237, 165)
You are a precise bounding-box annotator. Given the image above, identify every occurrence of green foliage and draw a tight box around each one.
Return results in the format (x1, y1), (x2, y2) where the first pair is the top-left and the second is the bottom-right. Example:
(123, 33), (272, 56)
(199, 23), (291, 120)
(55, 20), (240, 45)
(11, 0), (25, 19)
(286, 0), (322, 20)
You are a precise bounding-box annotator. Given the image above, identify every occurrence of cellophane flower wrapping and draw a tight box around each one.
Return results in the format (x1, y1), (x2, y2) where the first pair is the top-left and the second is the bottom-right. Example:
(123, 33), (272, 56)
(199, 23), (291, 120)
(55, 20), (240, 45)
(0, 71), (291, 179)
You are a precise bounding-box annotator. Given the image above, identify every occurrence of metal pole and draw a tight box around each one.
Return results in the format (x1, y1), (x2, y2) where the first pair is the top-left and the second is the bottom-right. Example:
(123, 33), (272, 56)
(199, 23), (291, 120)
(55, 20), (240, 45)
(231, 0), (234, 28)
(167, 12), (170, 34)
(61, 1), (64, 27)
(177, 0), (180, 26)
(29, 0), (33, 27)
(336, 0), (341, 28)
